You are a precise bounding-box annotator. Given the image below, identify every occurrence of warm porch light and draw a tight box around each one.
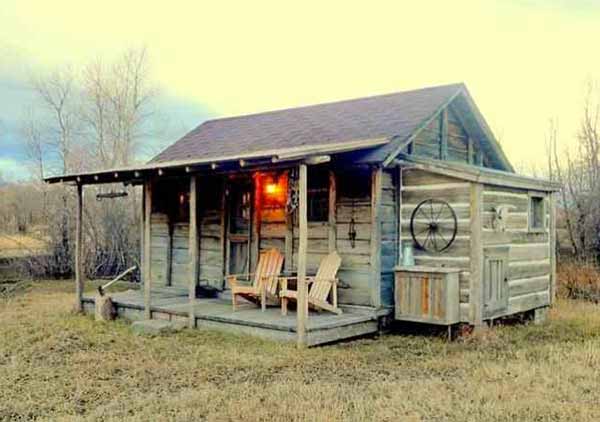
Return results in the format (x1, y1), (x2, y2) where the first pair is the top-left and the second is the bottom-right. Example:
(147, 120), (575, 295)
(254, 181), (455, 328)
(261, 172), (288, 207)
(265, 182), (279, 195)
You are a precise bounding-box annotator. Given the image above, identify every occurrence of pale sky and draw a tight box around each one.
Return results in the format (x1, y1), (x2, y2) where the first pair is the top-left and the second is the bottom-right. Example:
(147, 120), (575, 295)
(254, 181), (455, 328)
(1, 0), (599, 180)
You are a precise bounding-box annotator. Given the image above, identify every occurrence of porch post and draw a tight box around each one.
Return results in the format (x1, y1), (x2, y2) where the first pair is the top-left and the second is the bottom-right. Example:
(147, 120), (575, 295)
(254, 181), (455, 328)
(74, 183), (84, 312)
(297, 164), (308, 347)
(328, 170), (336, 253)
(143, 180), (152, 320)
(189, 175), (199, 328)
(369, 167), (382, 308)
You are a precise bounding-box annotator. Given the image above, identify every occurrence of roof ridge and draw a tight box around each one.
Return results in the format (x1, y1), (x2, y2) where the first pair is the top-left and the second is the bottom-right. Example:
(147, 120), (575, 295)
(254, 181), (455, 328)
(200, 82), (465, 125)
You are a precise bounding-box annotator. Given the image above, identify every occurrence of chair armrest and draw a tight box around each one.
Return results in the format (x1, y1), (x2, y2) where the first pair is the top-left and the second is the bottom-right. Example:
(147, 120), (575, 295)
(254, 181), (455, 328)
(227, 273), (254, 288)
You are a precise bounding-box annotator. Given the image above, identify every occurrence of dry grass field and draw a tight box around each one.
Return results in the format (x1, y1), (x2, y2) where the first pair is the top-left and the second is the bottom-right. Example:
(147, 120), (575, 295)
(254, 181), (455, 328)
(1, 281), (599, 422)
(0, 234), (47, 259)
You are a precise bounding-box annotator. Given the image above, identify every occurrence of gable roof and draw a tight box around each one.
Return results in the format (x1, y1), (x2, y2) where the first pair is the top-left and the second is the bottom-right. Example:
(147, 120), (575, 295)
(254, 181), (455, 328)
(150, 83), (471, 165)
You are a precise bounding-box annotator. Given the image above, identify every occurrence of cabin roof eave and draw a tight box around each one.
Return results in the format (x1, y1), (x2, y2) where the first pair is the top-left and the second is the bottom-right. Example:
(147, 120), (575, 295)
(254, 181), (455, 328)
(395, 155), (561, 192)
(43, 137), (390, 185)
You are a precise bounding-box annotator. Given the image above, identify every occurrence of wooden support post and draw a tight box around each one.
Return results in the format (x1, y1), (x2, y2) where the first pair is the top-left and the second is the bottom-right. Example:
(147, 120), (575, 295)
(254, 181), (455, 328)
(396, 165), (402, 265)
(297, 164), (308, 347)
(370, 167), (382, 308)
(440, 109), (448, 160)
(143, 180), (152, 320)
(189, 175), (199, 328)
(251, 174), (261, 271)
(549, 193), (557, 304)
(328, 170), (337, 253)
(140, 185), (145, 285)
(74, 183), (84, 313)
(220, 177), (228, 281)
(469, 182), (484, 327)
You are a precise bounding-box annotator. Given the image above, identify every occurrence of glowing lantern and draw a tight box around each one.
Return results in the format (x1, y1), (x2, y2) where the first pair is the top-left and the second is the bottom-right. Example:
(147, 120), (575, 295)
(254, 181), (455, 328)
(265, 183), (279, 195)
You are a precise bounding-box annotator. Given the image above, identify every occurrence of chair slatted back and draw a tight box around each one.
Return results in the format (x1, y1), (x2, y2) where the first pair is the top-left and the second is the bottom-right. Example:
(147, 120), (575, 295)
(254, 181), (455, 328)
(252, 248), (284, 295)
(309, 251), (342, 301)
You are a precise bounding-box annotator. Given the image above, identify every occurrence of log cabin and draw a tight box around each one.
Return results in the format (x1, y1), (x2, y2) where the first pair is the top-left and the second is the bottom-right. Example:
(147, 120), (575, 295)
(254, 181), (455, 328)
(46, 83), (560, 346)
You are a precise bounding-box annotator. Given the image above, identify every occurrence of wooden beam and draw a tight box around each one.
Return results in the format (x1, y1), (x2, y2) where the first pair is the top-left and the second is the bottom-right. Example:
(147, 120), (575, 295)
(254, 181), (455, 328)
(140, 184), (145, 285)
(370, 167), (383, 308)
(74, 183), (84, 312)
(440, 109), (448, 160)
(305, 155), (331, 165)
(220, 177), (228, 280)
(143, 180), (152, 320)
(251, 174), (261, 271)
(297, 163), (308, 347)
(328, 170), (337, 253)
(469, 182), (484, 327)
(188, 175), (199, 328)
(396, 165), (403, 265)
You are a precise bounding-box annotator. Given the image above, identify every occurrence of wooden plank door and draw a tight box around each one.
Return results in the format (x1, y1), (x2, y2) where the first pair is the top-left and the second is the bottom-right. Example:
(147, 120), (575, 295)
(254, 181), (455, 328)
(483, 246), (509, 318)
(226, 179), (253, 276)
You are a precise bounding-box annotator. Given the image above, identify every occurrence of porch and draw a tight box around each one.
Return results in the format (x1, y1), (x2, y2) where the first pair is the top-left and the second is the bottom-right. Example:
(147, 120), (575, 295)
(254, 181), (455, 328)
(82, 286), (388, 346)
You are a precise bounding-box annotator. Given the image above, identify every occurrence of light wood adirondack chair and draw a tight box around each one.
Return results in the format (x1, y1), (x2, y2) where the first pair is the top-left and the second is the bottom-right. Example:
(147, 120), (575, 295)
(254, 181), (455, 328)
(227, 248), (284, 311)
(279, 251), (342, 315)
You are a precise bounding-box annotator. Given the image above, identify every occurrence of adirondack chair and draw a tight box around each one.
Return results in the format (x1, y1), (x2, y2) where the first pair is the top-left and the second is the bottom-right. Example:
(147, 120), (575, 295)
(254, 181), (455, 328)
(279, 251), (342, 315)
(227, 248), (284, 311)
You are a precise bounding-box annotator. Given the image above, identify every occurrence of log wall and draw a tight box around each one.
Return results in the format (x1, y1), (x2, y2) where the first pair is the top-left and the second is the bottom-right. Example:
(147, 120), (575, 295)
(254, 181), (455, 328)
(400, 168), (472, 321)
(482, 185), (551, 315)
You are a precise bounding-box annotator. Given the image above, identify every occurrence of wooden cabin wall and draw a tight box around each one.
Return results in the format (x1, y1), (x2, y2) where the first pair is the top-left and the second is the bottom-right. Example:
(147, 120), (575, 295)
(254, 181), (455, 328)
(400, 168), (472, 321)
(412, 118), (441, 159)
(198, 181), (225, 289)
(148, 177), (225, 290)
(482, 185), (551, 315)
(410, 106), (489, 167)
(380, 169), (398, 307)
(150, 213), (171, 286)
(170, 223), (190, 287)
(334, 168), (373, 305)
(447, 108), (470, 163)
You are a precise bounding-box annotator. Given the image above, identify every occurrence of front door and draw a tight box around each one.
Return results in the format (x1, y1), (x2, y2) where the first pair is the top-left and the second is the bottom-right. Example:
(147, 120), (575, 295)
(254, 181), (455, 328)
(226, 178), (253, 276)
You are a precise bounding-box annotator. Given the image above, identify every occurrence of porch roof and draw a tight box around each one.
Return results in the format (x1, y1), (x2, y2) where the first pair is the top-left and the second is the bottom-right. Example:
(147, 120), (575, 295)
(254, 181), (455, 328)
(44, 137), (388, 185)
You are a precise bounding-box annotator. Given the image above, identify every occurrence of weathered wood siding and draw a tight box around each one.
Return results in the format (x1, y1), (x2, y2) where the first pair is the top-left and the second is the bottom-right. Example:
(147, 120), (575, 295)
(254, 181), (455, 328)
(150, 213), (170, 286)
(412, 117), (441, 159)
(334, 169), (372, 305)
(482, 185), (551, 315)
(411, 105), (489, 167)
(400, 169), (471, 321)
(170, 223), (190, 287)
(199, 189), (225, 289)
(149, 177), (226, 290)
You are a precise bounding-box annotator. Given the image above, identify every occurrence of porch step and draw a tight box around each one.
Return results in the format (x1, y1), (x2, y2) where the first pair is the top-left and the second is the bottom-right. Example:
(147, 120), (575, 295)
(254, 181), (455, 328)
(131, 319), (186, 336)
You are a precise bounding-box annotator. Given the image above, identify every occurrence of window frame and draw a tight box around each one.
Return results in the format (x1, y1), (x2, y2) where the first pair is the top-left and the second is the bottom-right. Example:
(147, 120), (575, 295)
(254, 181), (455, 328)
(528, 192), (546, 233)
(307, 168), (330, 223)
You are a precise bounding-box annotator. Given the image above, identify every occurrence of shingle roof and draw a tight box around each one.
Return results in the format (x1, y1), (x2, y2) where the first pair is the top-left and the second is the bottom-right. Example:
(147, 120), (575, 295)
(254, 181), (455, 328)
(150, 83), (465, 164)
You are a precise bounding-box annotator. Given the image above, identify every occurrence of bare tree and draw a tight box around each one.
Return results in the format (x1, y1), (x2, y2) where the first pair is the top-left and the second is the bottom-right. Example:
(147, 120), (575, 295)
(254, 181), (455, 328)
(549, 81), (600, 261)
(81, 47), (157, 168)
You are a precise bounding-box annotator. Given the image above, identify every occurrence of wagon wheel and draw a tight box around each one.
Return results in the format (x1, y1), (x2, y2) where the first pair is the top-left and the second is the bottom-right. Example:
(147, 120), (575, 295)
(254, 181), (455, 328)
(409, 199), (457, 253)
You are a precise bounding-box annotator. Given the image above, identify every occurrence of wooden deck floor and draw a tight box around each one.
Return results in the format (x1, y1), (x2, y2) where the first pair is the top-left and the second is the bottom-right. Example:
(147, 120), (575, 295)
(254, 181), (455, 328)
(82, 287), (388, 346)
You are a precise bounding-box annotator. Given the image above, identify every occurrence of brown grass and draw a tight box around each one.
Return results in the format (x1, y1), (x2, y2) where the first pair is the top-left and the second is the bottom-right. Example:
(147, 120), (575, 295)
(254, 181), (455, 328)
(1, 281), (600, 421)
(557, 259), (600, 302)
(0, 234), (48, 259)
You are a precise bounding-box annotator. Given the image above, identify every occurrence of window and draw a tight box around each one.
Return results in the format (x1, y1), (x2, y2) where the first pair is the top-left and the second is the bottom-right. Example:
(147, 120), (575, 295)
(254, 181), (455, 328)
(307, 169), (329, 222)
(529, 195), (545, 231)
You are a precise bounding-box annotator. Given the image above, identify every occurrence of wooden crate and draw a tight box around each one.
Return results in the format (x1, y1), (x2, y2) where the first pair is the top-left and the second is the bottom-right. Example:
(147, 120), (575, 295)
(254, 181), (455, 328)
(394, 266), (460, 325)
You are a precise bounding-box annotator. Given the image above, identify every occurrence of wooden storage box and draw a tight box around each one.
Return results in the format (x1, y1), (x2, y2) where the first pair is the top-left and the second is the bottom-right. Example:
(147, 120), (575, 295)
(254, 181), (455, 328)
(394, 266), (460, 325)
